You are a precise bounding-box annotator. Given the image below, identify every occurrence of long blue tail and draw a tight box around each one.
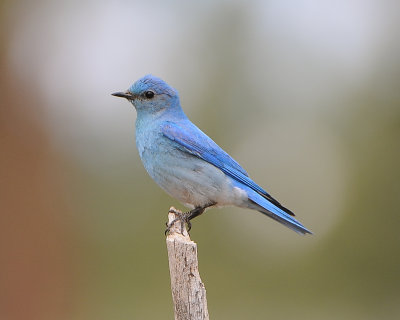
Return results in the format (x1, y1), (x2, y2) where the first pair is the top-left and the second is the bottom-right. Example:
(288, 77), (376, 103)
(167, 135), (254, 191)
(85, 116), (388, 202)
(240, 183), (312, 234)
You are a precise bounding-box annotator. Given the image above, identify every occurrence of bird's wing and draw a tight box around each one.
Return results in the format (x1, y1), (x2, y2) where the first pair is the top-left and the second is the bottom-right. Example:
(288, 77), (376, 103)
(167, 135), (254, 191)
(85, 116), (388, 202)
(161, 121), (295, 216)
(161, 121), (249, 176)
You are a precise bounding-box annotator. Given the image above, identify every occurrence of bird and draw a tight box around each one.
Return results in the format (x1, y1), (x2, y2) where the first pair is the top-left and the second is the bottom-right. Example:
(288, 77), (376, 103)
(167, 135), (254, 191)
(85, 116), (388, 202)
(112, 75), (311, 234)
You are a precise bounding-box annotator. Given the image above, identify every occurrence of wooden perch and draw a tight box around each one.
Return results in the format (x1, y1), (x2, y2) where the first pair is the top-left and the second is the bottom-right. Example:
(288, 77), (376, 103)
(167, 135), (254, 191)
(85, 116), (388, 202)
(166, 207), (210, 320)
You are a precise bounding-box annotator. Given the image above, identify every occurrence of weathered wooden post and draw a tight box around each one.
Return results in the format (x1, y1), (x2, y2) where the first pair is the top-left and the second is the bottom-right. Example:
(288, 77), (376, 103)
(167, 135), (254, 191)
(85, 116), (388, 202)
(166, 207), (210, 320)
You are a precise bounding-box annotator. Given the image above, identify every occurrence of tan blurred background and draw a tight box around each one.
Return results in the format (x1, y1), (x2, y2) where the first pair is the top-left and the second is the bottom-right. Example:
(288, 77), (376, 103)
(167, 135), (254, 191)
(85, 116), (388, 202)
(1, 1), (399, 319)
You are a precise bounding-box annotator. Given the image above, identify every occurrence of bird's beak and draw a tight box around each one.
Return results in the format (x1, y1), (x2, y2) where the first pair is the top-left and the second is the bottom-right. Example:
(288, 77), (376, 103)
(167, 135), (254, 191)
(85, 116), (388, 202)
(111, 91), (135, 100)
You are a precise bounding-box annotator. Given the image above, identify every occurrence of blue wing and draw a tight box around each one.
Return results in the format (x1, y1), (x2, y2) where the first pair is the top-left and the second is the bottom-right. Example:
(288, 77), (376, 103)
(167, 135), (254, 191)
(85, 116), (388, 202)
(161, 121), (311, 234)
(161, 122), (249, 176)
(161, 122), (300, 215)
(161, 121), (269, 187)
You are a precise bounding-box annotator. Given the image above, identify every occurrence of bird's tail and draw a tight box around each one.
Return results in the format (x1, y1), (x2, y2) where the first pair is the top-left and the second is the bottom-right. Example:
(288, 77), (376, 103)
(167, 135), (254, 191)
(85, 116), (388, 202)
(245, 188), (312, 235)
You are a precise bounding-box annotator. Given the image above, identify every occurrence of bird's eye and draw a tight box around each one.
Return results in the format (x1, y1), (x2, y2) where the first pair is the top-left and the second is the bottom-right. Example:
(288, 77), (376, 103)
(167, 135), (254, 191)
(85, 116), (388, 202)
(144, 91), (155, 99)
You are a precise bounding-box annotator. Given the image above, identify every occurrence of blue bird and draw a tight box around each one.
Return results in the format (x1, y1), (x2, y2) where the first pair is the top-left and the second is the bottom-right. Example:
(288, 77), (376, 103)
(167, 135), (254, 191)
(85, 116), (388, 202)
(112, 75), (311, 234)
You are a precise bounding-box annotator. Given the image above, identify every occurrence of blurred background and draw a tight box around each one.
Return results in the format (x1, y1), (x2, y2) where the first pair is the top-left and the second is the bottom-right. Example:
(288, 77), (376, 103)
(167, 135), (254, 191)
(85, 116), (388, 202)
(1, 0), (399, 319)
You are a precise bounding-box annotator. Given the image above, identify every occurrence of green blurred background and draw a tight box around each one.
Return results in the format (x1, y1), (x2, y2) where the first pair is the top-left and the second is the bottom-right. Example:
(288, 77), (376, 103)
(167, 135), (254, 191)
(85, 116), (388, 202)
(1, 1), (399, 319)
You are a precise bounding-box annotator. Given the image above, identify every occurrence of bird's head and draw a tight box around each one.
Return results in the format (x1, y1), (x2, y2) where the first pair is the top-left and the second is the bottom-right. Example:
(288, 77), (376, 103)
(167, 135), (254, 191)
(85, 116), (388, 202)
(112, 75), (180, 115)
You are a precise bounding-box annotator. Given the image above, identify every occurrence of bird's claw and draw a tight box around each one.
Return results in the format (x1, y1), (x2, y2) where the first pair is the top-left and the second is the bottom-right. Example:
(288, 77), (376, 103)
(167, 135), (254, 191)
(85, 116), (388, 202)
(165, 209), (191, 236)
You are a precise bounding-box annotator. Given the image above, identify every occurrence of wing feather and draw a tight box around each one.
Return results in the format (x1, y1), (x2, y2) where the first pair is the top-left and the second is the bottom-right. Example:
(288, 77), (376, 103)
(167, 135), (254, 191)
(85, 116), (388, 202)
(161, 122), (295, 216)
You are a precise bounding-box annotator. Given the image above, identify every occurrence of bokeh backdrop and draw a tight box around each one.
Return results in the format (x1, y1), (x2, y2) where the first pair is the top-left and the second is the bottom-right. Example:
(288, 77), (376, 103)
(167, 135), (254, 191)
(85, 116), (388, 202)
(1, 1), (399, 319)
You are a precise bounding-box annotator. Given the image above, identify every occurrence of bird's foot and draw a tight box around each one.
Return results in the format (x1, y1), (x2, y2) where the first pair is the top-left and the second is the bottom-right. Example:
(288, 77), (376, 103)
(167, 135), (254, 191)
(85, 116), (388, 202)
(165, 208), (191, 236)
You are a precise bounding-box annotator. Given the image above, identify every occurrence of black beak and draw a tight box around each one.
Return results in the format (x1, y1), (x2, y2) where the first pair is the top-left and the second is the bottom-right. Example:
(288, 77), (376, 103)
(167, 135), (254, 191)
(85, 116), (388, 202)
(111, 91), (135, 100)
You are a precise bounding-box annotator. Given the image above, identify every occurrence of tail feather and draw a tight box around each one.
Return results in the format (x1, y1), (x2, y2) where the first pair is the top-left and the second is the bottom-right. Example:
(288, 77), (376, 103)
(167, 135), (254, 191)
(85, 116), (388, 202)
(246, 188), (312, 235)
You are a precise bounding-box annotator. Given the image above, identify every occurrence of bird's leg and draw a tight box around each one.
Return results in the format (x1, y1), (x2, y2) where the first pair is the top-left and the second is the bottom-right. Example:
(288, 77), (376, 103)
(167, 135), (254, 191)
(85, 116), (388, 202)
(166, 207), (203, 235)
(182, 207), (205, 232)
(166, 202), (216, 235)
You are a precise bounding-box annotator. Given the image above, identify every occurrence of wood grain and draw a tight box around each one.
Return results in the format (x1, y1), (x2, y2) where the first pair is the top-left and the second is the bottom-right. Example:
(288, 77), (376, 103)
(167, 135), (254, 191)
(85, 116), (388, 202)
(166, 207), (210, 320)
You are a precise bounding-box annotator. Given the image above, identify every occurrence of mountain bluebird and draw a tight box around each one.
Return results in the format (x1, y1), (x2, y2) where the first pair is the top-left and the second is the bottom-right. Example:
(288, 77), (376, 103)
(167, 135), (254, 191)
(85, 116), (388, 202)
(112, 75), (311, 234)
